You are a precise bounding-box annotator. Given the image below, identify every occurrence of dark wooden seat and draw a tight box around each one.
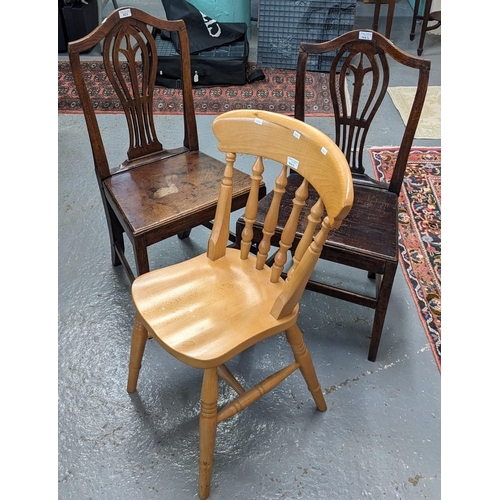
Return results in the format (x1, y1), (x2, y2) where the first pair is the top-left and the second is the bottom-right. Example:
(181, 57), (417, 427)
(127, 110), (354, 499)
(235, 29), (431, 361)
(67, 7), (265, 282)
(410, 0), (441, 56)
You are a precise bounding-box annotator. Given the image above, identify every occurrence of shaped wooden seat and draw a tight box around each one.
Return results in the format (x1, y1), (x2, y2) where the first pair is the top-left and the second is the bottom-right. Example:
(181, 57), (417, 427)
(67, 7), (264, 281)
(127, 110), (354, 499)
(235, 30), (430, 361)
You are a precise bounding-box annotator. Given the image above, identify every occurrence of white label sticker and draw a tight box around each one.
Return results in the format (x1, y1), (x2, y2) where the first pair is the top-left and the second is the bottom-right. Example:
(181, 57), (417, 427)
(287, 157), (299, 169)
(321, 147), (328, 155)
(359, 31), (372, 40)
(119, 8), (132, 18)
(254, 118), (263, 125)
(293, 131), (301, 139)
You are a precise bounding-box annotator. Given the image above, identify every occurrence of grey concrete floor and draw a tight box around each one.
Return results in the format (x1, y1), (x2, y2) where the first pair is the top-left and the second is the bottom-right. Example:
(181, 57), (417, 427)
(58, 1), (441, 499)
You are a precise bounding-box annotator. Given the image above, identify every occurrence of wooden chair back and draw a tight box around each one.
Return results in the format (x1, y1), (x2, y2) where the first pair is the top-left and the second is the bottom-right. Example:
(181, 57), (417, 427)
(211, 110), (353, 319)
(295, 29), (431, 194)
(66, 8), (265, 281)
(68, 7), (198, 181)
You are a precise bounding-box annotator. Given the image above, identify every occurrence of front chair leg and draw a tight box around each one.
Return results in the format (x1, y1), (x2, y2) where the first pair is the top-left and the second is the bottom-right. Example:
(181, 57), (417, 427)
(368, 261), (397, 362)
(285, 324), (327, 412)
(133, 239), (150, 277)
(199, 367), (219, 500)
(127, 314), (148, 393)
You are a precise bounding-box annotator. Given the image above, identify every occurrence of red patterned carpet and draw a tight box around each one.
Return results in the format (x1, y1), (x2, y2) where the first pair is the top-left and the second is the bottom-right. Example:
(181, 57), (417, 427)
(58, 61), (336, 116)
(371, 147), (441, 372)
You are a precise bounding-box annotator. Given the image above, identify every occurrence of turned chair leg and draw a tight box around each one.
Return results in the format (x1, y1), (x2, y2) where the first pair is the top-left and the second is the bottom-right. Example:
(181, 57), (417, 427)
(127, 314), (149, 393)
(285, 324), (327, 412)
(199, 367), (219, 500)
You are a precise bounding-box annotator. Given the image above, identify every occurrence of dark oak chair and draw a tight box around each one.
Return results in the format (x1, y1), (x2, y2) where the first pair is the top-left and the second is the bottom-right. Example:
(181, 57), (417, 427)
(127, 110), (353, 499)
(68, 7), (264, 282)
(235, 29), (430, 361)
(410, 0), (441, 56)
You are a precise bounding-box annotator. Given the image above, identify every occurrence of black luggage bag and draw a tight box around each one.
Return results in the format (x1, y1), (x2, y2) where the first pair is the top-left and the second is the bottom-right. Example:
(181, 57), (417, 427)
(154, 26), (249, 89)
(155, 0), (249, 88)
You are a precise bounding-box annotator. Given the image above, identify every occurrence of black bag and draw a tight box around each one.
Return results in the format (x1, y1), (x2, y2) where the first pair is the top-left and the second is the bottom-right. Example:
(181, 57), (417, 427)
(155, 29), (249, 88)
(161, 0), (246, 53)
(155, 0), (249, 88)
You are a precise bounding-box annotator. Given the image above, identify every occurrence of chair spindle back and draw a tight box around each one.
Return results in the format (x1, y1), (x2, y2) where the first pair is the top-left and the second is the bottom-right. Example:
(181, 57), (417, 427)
(211, 110), (354, 319)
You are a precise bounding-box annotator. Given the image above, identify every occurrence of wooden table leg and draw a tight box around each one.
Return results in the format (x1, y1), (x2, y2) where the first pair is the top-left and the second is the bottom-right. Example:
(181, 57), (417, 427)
(410, 0), (421, 40)
(372, 0), (382, 33)
(417, 0), (434, 56)
(372, 0), (397, 39)
(384, 0), (396, 39)
(410, 0), (440, 56)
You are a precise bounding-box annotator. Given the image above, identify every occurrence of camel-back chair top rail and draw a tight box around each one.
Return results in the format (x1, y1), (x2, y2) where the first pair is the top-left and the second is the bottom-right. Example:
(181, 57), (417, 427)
(295, 29), (431, 193)
(68, 7), (197, 181)
(68, 7), (175, 54)
(213, 110), (353, 223)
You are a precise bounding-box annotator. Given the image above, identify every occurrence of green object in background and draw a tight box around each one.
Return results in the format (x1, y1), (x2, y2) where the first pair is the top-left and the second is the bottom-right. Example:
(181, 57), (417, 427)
(189, 0), (251, 36)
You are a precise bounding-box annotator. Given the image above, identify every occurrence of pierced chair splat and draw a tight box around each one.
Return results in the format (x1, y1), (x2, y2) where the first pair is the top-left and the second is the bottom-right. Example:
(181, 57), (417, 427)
(68, 7), (265, 282)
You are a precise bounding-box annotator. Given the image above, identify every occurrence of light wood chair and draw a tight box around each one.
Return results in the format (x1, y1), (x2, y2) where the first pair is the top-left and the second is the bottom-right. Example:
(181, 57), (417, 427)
(127, 110), (354, 499)
(68, 7), (264, 282)
(235, 30), (430, 361)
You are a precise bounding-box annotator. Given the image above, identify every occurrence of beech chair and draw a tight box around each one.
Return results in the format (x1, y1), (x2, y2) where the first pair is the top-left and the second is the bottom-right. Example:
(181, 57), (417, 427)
(67, 7), (264, 282)
(235, 29), (430, 361)
(127, 110), (354, 499)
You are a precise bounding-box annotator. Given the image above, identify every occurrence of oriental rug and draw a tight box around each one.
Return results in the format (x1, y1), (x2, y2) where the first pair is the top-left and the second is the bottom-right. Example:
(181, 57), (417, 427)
(58, 61), (342, 116)
(370, 147), (441, 371)
(387, 86), (441, 140)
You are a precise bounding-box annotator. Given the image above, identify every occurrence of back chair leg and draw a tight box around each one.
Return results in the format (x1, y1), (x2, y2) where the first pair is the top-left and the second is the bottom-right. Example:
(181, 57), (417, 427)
(127, 314), (148, 393)
(199, 367), (219, 500)
(103, 198), (124, 267)
(285, 324), (327, 412)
